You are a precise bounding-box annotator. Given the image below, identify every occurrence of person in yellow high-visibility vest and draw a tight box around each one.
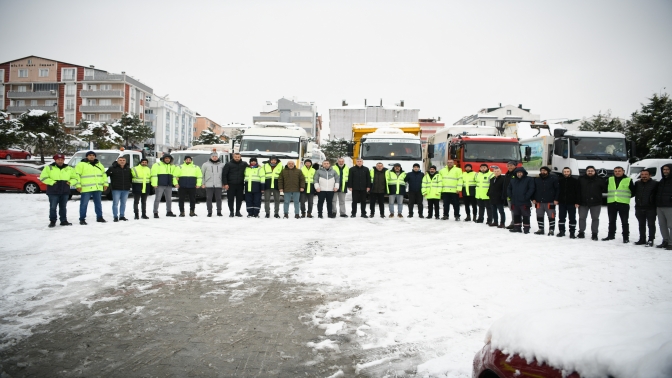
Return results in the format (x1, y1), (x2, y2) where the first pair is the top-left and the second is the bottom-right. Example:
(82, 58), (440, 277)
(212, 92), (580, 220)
(474, 164), (494, 224)
(300, 159), (316, 218)
(422, 165), (442, 219)
(131, 158), (152, 219)
(175, 156), (203, 217)
(438, 159), (463, 221)
(461, 164), (477, 221)
(603, 166), (635, 243)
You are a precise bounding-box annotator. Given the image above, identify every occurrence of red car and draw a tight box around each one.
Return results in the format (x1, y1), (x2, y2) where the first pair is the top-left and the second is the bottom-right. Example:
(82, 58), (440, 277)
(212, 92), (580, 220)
(472, 342), (580, 378)
(0, 148), (32, 160)
(0, 164), (47, 194)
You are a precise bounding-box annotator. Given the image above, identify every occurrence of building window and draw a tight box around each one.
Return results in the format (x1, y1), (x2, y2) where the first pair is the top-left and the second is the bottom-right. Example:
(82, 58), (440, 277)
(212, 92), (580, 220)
(100, 84), (111, 91)
(62, 68), (75, 81)
(506, 110), (512, 115)
(66, 84), (76, 96)
(87, 84), (97, 91)
(31, 100), (38, 106)
(39, 69), (49, 77)
(27, 59), (32, 64)
(65, 114), (75, 124)
(0, 69), (4, 83)
(87, 99), (97, 106)
(85, 114), (96, 121)
(99, 114), (111, 121)
(85, 68), (94, 77)
(14, 100), (26, 106)
(66, 99), (75, 110)
(18, 69), (28, 78)
(99, 99), (112, 106)
(17, 85), (27, 92)
(480, 121), (486, 126)
(34, 83), (58, 92)
(44, 100), (55, 106)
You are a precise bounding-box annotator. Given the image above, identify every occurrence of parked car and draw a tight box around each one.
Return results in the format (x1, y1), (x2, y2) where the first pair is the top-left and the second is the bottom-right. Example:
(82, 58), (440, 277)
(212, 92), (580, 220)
(0, 164), (47, 194)
(0, 148), (32, 160)
(629, 158), (672, 182)
(472, 342), (580, 378)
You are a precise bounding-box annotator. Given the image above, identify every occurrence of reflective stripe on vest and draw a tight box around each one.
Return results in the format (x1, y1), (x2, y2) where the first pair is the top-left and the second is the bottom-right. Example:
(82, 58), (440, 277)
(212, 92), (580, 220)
(386, 171), (406, 194)
(245, 167), (263, 191)
(301, 166), (315, 194)
(607, 176), (631, 204)
(264, 164), (282, 189)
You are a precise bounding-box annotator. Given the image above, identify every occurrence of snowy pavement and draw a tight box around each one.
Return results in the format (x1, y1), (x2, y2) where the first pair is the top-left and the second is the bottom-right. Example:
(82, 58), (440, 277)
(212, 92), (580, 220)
(1, 193), (672, 377)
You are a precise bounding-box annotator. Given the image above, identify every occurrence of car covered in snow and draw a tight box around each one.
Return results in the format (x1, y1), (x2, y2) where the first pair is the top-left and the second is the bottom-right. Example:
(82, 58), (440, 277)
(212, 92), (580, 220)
(0, 164), (47, 194)
(0, 148), (32, 160)
(472, 306), (672, 378)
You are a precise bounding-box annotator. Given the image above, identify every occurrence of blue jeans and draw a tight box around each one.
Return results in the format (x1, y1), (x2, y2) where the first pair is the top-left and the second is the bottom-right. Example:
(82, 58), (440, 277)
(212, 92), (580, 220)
(112, 190), (130, 218)
(80, 191), (103, 220)
(48, 193), (69, 222)
(283, 192), (301, 214)
(388, 194), (404, 214)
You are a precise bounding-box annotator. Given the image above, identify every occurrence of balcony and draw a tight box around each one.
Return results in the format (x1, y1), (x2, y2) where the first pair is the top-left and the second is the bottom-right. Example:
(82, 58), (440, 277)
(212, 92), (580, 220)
(80, 105), (124, 113)
(83, 73), (153, 94)
(8, 91), (58, 99)
(6, 105), (57, 114)
(80, 90), (124, 98)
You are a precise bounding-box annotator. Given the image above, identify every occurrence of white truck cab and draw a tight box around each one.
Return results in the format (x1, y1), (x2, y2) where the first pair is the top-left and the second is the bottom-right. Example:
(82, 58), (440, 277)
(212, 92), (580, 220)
(358, 127), (423, 173)
(238, 122), (317, 167)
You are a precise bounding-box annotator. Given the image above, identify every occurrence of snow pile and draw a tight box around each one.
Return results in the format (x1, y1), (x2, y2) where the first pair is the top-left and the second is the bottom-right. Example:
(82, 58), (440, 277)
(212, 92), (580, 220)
(78, 121), (122, 144)
(26, 110), (48, 117)
(486, 305), (672, 378)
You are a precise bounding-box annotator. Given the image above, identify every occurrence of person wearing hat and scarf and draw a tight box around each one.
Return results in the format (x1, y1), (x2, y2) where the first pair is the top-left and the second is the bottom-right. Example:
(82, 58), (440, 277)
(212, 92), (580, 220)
(175, 155), (202, 217)
(201, 151), (224, 217)
(131, 158), (151, 219)
(75, 150), (108, 224)
(244, 158), (265, 217)
(40, 153), (77, 227)
(151, 153), (178, 218)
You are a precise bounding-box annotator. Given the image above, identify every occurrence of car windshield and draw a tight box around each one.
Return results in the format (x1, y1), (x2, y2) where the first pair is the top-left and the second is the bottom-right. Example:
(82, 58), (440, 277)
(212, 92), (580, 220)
(362, 141), (422, 160)
(14, 166), (42, 175)
(570, 137), (628, 161)
(68, 152), (120, 168)
(240, 138), (300, 157)
(463, 142), (521, 162)
(172, 154), (214, 166)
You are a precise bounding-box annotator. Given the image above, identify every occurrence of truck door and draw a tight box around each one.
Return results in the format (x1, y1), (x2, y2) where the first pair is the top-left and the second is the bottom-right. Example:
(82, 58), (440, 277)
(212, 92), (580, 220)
(552, 138), (569, 175)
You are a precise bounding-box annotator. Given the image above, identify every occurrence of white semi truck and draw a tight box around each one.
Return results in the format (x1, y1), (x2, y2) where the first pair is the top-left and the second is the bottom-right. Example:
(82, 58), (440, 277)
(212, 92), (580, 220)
(352, 123), (423, 173)
(238, 122), (320, 166)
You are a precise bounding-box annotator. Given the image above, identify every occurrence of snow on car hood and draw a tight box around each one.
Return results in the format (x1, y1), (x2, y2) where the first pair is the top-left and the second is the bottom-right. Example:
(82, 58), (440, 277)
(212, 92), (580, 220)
(486, 304), (672, 378)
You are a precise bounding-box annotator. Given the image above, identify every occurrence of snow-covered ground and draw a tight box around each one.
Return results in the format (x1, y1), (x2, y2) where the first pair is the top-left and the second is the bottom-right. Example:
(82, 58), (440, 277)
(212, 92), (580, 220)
(1, 193), (671, 377)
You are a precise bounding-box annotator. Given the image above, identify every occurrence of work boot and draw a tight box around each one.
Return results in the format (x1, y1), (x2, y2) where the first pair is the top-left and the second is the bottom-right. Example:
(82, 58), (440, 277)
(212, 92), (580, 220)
(623, 237), (629, 244)
(398, 213), (403, 218)
(523, 228), (530, 234)
(389, 214), (394, 218)
(207, 212), (212, 217)
(48, 221), (56, 228)
(455, 216), (460, 221)
(646, 240), (654, 247)
(154, 213), (160, 219)
(302, 212), (306, 218)
(656, 241), (668, 248)
(190, 211), (197, 217)
(634, 239), (647, 246)
(506, 222), (514, 229)
(274, 213), (281, 219)
(380, 214), (385, 219)
(119, 216), (128, 221)
(60, 221), (72, 226)
(179, 212), (186, 217)
(134, 213), (139, 220)
(419, 214), (424, 218)
(577, 231), (585, 239)
(295, 214), (300, 219)
(408, 213), (414, 218)
(318, 214), (323, 218)
(591, 233), (598, 241)
(340, 214), (348, 218)
(217, 211), (223, 217)
(265, 213), (270, 218)
(534, 229), (545, 235)
(361, 214), (368, 218)
(283, 213), (289, 219)
(498, 222), (505, 228)
(556, 231), (566, 237)
(114, 217), (119, 222)
(569, 231), (576, 239)
(464, 216), (471, 222)
(235, 212), (243, 217)
(97, 218), (107, 223)
(351, 214), (356, 218)
(307, 213), (313, 218)
(80, 220), (87, 225)
(442, 216), (449, 220)
(601, 235), (615, 241)
(229, 212), (235, 217)
(141, 214), (149, 219)
(547, 230), (554, 236)
(166, 212), (176, 217)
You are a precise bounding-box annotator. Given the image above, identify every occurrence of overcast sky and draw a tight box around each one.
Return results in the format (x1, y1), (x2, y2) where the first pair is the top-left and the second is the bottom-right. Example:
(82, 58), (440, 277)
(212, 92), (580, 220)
(2, 0), (671, 135)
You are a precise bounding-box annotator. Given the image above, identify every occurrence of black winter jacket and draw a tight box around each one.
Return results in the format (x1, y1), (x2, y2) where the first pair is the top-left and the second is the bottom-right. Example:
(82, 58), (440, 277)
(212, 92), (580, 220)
(106, 162), (133, 191)
(557, 176), (580, 205)
(348, 165), (371, 191)
(507, 168), (535, 206)
(654, 164), (672, 208)
(533, 174), (559, 203)
(487, 175), (507, 205)
(404, 170), (424, 193)
(634, 179), (658, 209)
(222, 160), (248, 186)
(578, 175), (607, 206)
(501, 169), (516, 201)
(371, 168), (388, 194)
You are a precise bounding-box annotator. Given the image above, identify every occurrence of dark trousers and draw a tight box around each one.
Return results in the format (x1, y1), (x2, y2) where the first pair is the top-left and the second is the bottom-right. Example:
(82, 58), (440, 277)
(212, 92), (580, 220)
(463, 193), (477, 218)
(227, 184), (244, 214)
(245, 192), (262, 216)
(607, 202), (630, 237)
(178, 187), (196, 212)
(369, 193), (386, 215)
(205, 187), (222, 213)
(407, 191), (423, 216)
(427, 199), (440, 218)
(300, 192), (315, 214)
(317, 191), (334, 216)
(477, 199), (491, 222)
(635, 208), (656, 241)
(442, 192), (460, 218)
(351, 189), (368, 215)
(48, 193), (69, 222)
(511, 204), (531, 232)
(557, 204), (576, 234)
(491, 203), (505, 225)
(133, 192), (148, 215)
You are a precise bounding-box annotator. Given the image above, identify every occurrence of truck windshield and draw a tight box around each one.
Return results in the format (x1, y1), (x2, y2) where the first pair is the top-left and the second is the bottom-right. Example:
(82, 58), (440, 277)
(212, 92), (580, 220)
(570, 137), (628, 161)
(362, 141), (422, 160)
(463, 142), (521, 162)
(240, 138), (300, 157)
(172, 154), (213, 166)
(68, 152), (120, 168)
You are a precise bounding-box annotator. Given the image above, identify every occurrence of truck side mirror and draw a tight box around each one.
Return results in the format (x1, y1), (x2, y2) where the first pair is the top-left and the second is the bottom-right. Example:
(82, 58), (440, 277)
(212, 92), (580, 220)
(449, 148), (457, 160)
(562, 151), (568, 159)
(524, 146), (532, 158)
(553, 129), (566, 138)
(427, 145), (434, 159)
(629, 140), (636, 158)
(347, 143), (354, 156)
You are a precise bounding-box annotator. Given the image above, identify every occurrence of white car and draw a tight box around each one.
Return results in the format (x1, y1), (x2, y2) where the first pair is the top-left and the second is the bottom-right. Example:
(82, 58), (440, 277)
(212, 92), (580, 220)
(629, 159), (672, 181)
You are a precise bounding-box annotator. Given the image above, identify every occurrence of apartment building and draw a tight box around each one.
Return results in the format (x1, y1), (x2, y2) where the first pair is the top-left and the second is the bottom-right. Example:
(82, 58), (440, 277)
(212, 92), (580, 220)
(252, 98), (318, 138)
(193, 116), (222, 139)
(329, 99), (419, 140)
(0, 55), (152, 128)
(453, 104), (540, 130)
(145, 94), (196, 154)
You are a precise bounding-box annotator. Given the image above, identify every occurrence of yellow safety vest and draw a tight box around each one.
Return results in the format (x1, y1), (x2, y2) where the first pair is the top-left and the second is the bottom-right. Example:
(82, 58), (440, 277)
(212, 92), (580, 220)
(475, 171), (493, 200)
(422, 173), (442, 199)
(263, 163), (283, 189)
(607, 177), (631, 204)
(301, 166), (316, 194)
(386, 170), (407, 195)
(132, 165), (151, 193)
(439, 166), (463, 193)
(245, 166), (264, 192)
(75, 160), (107, 193)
